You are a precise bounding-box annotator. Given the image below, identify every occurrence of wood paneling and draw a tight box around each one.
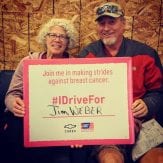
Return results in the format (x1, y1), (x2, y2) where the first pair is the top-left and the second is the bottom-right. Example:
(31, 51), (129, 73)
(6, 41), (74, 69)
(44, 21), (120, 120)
(132, 16), (160, 50)
(3, 12), (28, 62)
(0, 0), (162, 69)
(0, 12), (4, 63)
(0, 0), (53, 13)
(29, 13), (53, 53)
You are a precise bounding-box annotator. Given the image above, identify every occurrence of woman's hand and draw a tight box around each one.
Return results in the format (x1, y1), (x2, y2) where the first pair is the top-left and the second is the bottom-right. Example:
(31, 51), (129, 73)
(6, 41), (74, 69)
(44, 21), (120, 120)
(12, 97), (25, 117)
(131, 99), (148, 118)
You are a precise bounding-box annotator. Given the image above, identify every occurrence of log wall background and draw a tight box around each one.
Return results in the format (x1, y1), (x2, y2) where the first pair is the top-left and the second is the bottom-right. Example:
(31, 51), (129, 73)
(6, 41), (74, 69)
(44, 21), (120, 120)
(0, 0), (163, 70)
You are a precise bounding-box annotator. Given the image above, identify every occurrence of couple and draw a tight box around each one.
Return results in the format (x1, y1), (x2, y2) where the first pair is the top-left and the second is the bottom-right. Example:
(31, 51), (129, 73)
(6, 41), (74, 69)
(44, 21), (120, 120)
(5, 1), (163, 163)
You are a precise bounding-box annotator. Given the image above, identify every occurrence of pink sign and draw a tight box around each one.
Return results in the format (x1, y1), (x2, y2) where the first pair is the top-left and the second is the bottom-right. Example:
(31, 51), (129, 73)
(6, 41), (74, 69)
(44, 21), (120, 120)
(23, 57), (134, 147)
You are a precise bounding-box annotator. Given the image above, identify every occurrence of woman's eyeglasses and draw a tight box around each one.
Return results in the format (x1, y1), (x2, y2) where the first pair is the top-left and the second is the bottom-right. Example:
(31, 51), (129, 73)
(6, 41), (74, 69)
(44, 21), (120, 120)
(96, 5), (124, 16)
(47, 33), (68, 41)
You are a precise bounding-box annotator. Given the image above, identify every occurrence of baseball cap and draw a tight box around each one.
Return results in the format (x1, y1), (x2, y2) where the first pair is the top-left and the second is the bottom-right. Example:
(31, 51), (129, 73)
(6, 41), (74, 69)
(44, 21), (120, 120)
(95, 2), (124, 21)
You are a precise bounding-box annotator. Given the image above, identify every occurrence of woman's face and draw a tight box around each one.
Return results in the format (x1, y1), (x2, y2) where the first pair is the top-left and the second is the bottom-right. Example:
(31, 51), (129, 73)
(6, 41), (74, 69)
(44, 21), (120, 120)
(45, 26), (69, 58)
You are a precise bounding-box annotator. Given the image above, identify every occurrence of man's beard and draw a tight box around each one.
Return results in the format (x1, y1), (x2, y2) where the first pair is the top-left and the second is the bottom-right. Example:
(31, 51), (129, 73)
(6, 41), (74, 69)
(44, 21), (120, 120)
(102, 37), (116, 46)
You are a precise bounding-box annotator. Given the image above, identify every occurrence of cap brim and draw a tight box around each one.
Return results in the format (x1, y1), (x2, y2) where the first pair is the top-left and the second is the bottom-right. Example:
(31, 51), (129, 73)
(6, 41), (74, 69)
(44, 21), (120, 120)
(95, 13), (121, 21)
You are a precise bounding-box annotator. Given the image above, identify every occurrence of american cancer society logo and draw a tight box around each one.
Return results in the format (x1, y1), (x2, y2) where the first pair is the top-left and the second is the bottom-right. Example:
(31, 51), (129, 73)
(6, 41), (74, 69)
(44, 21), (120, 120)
(81, 122), (94, 132)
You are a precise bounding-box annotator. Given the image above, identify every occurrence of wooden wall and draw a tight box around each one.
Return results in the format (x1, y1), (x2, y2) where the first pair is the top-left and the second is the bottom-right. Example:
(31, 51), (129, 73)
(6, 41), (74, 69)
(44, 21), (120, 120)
(0, 0), (163, 70)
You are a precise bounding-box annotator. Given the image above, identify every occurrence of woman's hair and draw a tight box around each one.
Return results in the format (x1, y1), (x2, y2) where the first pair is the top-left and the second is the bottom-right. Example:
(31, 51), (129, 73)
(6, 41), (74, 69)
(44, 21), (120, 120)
(37, 18), (78, 49)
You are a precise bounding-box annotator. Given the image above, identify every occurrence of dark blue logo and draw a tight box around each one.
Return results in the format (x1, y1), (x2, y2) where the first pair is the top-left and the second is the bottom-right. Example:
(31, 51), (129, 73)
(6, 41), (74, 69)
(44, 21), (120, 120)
(81, 122), (94, 129)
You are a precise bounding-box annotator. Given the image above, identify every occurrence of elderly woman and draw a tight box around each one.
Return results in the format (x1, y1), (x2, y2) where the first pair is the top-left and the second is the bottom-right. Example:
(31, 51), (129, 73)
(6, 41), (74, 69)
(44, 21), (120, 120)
(5, 18), (77, 116)
(4, 18), (79, 163)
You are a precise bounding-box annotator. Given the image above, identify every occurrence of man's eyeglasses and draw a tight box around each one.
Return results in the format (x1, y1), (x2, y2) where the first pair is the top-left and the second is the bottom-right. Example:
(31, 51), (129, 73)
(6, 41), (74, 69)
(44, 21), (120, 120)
(96, 5), (124, 16)
(47, 33), (68, 41)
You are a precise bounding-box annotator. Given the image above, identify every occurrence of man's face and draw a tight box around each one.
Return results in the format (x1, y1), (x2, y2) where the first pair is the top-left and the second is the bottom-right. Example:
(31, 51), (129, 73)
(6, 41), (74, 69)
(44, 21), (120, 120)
(97, 16), (125, 46)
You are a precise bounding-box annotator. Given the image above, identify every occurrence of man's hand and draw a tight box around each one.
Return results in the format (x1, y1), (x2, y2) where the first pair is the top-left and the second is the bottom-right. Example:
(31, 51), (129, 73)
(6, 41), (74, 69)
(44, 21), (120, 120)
(132, 99), (148, 118)
(70, 145), (83, 148)
(12, 97), (25, 117)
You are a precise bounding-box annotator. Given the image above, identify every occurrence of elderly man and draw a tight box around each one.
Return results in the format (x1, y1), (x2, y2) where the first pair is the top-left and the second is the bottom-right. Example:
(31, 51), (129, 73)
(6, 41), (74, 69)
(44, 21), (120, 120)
(79, 2), (163, 163)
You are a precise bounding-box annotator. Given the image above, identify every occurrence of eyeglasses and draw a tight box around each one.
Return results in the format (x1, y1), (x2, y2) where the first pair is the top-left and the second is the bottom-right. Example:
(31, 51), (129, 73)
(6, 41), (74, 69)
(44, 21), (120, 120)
(47, 33), (68, 41)
(96, 5), (124, 16)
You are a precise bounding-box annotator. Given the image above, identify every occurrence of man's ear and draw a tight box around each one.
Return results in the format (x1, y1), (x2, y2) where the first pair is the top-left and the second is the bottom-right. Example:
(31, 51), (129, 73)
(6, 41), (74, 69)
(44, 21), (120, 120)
(121, 17), (126, 25)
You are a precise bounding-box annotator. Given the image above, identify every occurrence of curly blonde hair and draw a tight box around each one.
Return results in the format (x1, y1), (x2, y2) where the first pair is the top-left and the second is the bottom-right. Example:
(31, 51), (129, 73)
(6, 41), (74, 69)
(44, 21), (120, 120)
(37, 18), (78, 49)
